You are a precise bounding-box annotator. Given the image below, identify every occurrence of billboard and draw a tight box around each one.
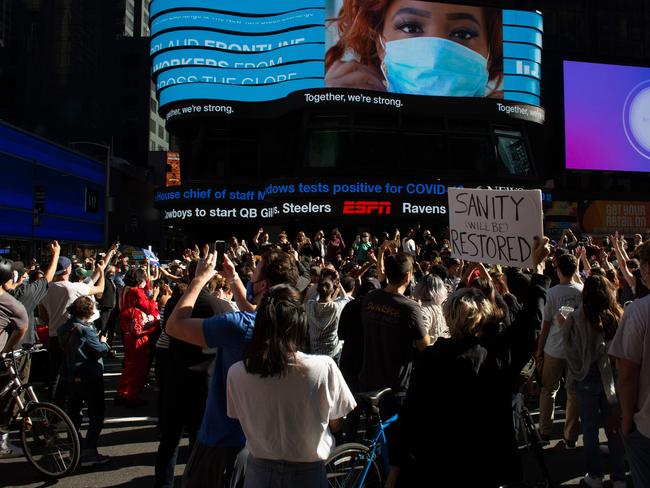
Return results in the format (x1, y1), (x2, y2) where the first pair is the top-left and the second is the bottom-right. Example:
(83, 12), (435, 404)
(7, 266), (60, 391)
(564, 61), (650, 173)
(150, 1), (543, 122)
(154, 178), (552, 224)
(581, 200), (650, 235)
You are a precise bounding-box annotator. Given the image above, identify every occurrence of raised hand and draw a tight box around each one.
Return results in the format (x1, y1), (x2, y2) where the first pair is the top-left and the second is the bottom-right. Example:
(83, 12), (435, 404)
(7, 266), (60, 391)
(221, 254), (236, 281)
(194, 252), (217, 285)
(50, 240), (61, 255)
(532, 236), (551, 273)
(182, 249), (192, 263)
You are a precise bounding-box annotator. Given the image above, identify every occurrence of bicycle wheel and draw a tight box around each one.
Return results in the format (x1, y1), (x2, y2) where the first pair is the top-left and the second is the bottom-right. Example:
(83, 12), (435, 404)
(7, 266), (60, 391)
(20, 401), (80, 478)
(326, 442), (383, 488)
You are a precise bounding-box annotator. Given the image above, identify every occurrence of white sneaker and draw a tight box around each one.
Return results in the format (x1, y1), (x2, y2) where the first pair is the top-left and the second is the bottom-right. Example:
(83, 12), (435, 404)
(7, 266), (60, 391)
(612, 481), (627, 488)
(581, 475), (603, 488)
(0, 433), (24, 458)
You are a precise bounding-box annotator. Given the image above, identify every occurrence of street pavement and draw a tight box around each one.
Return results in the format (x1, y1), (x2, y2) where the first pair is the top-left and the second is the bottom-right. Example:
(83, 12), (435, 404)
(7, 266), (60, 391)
(1, 342), (188, 488)
(1, 344), (632, 488)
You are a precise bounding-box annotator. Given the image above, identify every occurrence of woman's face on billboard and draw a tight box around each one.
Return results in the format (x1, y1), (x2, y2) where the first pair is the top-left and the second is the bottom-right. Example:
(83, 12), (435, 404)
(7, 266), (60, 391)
(380, 1), (490, 59)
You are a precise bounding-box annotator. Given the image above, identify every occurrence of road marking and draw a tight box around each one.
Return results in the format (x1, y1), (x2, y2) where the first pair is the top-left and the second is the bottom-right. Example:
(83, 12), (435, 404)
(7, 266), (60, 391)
(104, 416), (158, 424)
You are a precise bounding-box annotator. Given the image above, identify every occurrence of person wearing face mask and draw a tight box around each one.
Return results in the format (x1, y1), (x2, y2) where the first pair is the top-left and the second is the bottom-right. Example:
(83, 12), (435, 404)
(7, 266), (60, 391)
(165, 249), (300, 488)
(325, 0), (503, 98)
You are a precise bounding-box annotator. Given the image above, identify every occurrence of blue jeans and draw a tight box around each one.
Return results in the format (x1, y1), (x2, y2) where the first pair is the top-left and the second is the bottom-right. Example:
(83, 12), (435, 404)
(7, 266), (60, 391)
(575, 365), (626, 482)
(624, 429), (650, 488)
(244, 456), (326, 488)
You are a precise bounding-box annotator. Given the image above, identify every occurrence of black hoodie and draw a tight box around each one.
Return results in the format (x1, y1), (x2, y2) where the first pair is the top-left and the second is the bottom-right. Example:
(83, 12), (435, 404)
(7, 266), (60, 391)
(390, 273), (550, 488)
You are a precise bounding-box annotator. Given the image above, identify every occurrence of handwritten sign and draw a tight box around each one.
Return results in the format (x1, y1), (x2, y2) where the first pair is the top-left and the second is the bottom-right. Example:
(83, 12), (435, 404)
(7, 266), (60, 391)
(448, 188), (543, 268)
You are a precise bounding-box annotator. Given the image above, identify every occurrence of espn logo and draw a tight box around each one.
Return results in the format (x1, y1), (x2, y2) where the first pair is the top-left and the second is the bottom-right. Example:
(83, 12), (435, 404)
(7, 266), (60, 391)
(343, 201), (392, 215)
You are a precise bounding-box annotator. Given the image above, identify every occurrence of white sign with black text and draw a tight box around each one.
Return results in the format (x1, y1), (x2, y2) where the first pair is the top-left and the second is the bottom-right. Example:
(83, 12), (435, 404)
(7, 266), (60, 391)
(448, 188), (543, 268)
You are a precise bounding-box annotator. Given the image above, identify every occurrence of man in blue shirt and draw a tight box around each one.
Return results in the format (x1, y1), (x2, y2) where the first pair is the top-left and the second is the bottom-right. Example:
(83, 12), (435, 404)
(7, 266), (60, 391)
(165, 249), (298, 488)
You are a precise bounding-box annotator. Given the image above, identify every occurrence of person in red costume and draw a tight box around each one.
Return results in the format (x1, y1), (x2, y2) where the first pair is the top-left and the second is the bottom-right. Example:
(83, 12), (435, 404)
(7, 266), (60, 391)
(115, 267), (160, 407)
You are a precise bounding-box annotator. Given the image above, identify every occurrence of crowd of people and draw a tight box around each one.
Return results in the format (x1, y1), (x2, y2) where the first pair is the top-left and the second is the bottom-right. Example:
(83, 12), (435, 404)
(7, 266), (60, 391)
(0, 225), (649, 488)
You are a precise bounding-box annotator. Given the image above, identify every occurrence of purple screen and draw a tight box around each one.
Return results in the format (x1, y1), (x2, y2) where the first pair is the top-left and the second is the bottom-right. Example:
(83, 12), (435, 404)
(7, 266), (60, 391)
(564, 60), (650, 172)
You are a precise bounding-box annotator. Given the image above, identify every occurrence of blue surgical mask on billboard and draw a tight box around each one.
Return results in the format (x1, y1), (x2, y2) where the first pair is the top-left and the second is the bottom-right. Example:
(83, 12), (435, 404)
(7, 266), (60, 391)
(246, 280), (255, 303)
(381, 37), (489, 97)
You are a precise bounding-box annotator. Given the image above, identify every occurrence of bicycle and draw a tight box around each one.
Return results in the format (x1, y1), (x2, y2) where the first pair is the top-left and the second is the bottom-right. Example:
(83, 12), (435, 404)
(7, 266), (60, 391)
(326, 387), (396, 488)
(0, 344), (80, 478)
(512, 390), (554, 488)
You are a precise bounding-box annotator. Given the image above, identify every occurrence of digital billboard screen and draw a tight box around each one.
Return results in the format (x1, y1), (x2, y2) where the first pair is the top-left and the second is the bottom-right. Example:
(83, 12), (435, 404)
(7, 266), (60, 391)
(564, 60), (650, 173)
(150, 0), (543, 122)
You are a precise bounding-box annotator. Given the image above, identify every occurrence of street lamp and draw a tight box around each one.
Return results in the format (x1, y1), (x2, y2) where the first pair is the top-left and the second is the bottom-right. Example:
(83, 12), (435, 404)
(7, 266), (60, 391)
(69, 141), (111, 247)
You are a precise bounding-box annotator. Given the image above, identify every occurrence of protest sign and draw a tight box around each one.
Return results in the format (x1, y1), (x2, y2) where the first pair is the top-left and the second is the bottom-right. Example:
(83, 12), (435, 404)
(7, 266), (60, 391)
(448, 188), (543, 268)
(143, 249), (160, 267)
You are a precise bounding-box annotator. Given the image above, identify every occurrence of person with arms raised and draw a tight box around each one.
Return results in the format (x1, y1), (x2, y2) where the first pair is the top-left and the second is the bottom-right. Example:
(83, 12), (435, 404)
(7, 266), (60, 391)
(40, 253), (105, 405)
(386, 237), (551, 488)
(166, 248), (299, 488)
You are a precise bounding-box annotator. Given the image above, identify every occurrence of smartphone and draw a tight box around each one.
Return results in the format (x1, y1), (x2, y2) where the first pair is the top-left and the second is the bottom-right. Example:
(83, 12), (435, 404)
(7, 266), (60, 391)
(213, 240), (226, 271)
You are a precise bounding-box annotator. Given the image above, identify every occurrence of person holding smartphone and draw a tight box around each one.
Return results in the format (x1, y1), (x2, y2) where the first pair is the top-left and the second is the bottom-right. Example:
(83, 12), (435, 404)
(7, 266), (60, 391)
(165, 249), (301, 488)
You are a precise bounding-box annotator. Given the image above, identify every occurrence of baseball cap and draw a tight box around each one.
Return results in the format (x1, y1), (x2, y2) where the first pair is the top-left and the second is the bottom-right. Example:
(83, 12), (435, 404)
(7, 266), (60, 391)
(74, 267), (93, 279)
(55, 256), (72, 276)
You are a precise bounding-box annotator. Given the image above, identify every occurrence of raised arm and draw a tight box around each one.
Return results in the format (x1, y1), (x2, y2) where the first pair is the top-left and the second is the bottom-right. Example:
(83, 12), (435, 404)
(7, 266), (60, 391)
(150, 264), (160, 281)
(611, 234), (636, 289)
(507, 237), (551, 373)
(86, 265), (105, 296)
(618, 234), (631, 262)
(165, 252), (217, 348)
(160, 266), (183, 282)
(252, 228), (263, 247)
(43, 240), (61, 283)
(578, 246), (590, 274)
(100, 242), (120, 272)
(221, 254), (256, 312)
(376, 242), (389, 283)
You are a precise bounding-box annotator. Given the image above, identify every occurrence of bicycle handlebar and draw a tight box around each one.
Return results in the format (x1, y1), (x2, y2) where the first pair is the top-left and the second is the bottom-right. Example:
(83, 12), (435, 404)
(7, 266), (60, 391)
(0, 343), (46, 361)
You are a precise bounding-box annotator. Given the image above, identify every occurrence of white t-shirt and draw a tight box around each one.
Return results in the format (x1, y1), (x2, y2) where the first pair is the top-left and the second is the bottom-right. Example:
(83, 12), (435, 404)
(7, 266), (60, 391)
(41, 281), (91, 336)
(609, 295), (650, 439)
(402, 237), (416, 256)
(227, 352), (356, 462)
(543, 283), (583, 359)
